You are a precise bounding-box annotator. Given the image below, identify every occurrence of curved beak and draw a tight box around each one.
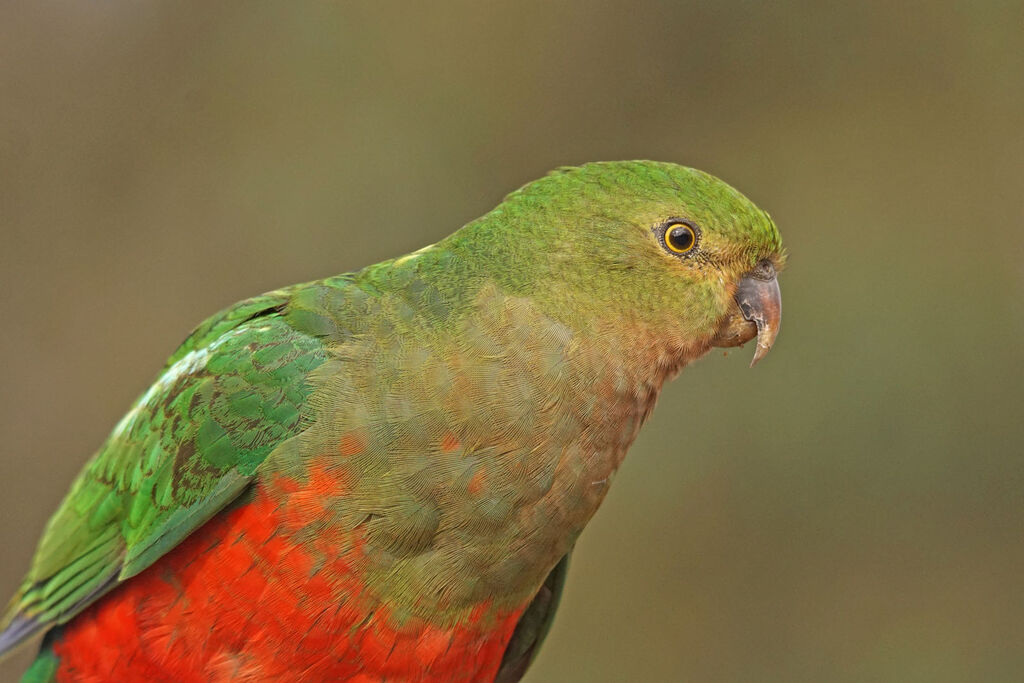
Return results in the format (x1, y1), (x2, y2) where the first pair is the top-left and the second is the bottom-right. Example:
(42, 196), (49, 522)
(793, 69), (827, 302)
(735, 263), (782, 367)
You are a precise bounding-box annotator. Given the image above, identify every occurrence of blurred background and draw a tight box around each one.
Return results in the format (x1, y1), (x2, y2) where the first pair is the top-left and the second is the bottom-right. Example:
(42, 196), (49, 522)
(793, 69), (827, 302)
(1, 1), (1022, 680)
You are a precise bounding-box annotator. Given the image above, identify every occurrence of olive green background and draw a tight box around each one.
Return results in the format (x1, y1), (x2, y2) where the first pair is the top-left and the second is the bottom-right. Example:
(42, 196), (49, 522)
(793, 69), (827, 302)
(1, 2), (1021, 681)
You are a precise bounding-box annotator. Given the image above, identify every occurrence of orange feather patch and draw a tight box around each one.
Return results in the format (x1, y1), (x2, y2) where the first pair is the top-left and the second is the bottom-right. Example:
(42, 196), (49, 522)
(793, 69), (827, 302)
(51, 474), (525, 681)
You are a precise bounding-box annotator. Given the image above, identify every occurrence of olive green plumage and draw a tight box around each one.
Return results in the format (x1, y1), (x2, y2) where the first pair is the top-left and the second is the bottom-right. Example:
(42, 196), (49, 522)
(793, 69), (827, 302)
(0, 161), (784, 678)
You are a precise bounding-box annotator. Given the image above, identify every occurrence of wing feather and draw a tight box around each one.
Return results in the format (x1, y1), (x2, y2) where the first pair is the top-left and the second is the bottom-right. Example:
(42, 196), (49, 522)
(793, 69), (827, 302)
(496, 553), (571, 682)
(0, 287), (330, 656)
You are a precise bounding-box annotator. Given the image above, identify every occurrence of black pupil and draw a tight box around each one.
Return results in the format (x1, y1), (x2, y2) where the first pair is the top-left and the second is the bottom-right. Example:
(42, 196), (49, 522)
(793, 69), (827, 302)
(669, 225), (693, 250)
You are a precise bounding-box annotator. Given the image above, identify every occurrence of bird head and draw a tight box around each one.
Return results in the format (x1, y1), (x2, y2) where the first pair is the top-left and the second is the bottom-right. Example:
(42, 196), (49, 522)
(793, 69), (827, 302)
(455, 161), (784, 367)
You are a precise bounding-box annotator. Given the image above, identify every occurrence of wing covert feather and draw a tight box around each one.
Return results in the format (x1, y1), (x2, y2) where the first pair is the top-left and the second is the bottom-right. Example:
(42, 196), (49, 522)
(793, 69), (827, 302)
(0, 289), (330, 654)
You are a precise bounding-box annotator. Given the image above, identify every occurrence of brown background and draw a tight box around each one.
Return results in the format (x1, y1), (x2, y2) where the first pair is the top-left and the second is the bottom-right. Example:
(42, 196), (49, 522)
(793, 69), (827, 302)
(2, 2), (1022, 680)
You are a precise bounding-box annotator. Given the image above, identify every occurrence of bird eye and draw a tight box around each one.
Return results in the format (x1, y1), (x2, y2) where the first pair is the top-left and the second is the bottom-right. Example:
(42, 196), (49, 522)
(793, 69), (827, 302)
(664, 223), (697, 254)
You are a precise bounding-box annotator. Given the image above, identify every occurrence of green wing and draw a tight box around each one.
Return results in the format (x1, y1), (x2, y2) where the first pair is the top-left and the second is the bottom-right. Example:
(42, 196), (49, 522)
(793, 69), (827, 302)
(0, 287), (330, 655)
(496, 553), (571, 683)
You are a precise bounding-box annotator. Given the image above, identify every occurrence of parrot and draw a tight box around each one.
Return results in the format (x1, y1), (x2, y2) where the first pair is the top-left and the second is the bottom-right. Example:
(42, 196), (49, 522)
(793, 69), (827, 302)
(0, 161), (783, 682)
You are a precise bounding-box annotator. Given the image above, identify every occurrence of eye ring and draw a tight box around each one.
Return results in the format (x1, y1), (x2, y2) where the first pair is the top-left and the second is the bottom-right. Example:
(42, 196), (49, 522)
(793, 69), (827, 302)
(663, 221), (698, 255)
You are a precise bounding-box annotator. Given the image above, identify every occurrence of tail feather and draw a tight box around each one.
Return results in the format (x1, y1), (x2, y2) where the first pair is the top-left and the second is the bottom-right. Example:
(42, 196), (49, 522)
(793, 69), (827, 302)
(20, 629), (61, 683)
(0, 571), (119, 662)
(0, 615), (44, 660)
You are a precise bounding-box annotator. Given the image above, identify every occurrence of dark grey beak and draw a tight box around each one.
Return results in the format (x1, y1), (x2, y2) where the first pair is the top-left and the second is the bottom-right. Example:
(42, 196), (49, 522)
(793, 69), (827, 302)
(735, 261), (782, 367)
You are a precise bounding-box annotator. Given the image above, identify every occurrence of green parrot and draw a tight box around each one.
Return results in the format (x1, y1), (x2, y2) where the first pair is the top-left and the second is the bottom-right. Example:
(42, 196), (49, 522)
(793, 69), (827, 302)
(0, 161), (783, 681)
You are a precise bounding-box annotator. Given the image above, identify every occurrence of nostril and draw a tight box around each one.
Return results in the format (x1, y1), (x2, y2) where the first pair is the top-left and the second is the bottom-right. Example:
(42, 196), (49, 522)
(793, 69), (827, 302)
(752, 259), (776, 281)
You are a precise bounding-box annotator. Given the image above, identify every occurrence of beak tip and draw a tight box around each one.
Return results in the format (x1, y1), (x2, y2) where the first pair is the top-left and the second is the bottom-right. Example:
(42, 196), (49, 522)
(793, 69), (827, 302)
(749, 343), (771, 368)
